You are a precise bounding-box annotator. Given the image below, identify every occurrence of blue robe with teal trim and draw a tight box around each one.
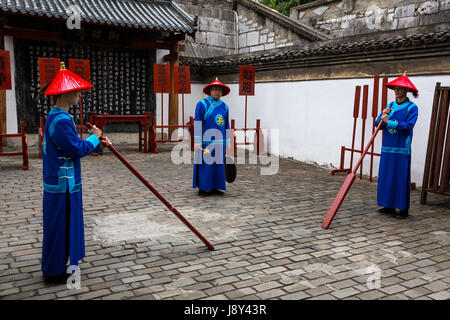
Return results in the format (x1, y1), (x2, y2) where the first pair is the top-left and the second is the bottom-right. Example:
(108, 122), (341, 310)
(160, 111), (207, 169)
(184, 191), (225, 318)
(375, 99), (418, 211)
(42, 107), (100, 276)
(193, 96), (230, 192)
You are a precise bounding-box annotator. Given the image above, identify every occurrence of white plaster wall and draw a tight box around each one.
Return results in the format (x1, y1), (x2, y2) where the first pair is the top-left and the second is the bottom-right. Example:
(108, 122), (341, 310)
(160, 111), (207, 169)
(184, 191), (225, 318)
(4, 36), (18, 134)
(180, 75), (450, 187)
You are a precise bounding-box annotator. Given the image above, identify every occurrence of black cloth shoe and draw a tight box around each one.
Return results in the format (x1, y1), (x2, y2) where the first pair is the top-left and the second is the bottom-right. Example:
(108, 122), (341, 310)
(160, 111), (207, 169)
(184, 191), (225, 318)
(198, 190), (212, 196)
(377, 207), (396, 214)
(44, 272), (70, 285)
(395, 209), (409, 219)
(211, 189), (224, 195)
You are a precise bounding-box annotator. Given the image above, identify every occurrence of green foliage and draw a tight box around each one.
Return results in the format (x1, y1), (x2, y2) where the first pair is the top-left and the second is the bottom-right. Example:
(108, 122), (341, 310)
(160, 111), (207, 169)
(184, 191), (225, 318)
(258, 0), (316, 16)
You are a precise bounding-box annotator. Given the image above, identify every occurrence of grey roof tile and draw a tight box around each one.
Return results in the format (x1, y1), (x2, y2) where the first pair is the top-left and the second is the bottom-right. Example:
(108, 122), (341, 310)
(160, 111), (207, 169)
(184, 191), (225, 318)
(0, 0), (196, 33)
(181, 31), (450, 68)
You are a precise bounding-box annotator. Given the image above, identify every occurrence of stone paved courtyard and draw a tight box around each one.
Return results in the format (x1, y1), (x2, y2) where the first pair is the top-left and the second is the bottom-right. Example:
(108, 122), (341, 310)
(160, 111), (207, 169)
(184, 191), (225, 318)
(0, 143), (449, 300)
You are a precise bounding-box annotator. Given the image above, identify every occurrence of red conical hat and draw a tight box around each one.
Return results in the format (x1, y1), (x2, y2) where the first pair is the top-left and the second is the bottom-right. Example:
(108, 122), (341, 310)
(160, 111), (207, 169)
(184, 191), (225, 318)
(44, 61), (94, 95)
(385, 71), (418, 93)
(203, 78), (230, 96)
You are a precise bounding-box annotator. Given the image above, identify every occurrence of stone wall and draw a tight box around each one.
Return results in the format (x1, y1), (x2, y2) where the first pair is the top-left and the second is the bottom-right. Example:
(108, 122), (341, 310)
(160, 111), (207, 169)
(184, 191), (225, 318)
(174, 0), (322, 58)
(174, 0), (237, 58)
(236, 6), (305, 54)
(290, 0), (450, 38)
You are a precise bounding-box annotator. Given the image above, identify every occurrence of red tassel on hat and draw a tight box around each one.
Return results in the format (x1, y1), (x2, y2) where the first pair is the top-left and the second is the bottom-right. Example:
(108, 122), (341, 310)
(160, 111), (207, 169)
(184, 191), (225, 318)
(385, 71), (418, 94)
(44, 62), (93, 96)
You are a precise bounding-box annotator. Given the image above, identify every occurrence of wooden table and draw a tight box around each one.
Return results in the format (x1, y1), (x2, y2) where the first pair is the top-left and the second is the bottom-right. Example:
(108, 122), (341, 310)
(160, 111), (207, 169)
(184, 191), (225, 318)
(90, 112), (152, 152)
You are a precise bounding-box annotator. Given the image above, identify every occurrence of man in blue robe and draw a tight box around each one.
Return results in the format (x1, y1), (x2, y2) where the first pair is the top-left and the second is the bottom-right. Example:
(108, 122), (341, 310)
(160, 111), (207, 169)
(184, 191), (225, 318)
(375, 73), (419, 219)
(41, 62), (111, 284)
(193, 79), (231, 195)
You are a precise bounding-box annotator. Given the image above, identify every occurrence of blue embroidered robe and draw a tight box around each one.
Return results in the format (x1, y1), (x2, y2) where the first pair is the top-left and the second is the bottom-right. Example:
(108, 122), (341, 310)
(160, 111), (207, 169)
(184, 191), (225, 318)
(193, 96), (230, 191)
(374, 99), (418, 211)
(42, 107), (100, 276)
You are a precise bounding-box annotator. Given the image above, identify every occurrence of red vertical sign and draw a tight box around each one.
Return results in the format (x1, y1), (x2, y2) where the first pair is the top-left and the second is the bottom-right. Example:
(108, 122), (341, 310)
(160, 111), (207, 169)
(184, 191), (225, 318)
(239, 66), (255, 96)
(69, 59), (91, 82)
(38, 57), (61, 89)
(153, 64), (170, 93)
(174, 65), (191, 94)
(0, 50), (12, 90)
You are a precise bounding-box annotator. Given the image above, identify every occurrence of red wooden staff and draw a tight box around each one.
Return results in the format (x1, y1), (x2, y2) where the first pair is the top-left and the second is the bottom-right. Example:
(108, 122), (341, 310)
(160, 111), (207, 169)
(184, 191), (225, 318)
(322, 120), (383, 229)
(349, 86), (361, 172)
(360, 85), (369, 180)
(86, 123), (214, 251)
(369, 75), (379, 182)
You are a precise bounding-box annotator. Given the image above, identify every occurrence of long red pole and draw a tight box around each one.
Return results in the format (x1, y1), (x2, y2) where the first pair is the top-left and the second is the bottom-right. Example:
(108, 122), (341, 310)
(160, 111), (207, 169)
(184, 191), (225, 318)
(79, 98), (83, 139)
(370, 75), (379, 182)
(86, 123), (214, 251)
(350, 86), (361, 171)
(360, 85), (369, 180)
(161, 93), (164, 141)
(0, 109), (3, 154)
(322, 121), (383, 229)
(244, 95), (247, 145)
(182, 93), (185, 139)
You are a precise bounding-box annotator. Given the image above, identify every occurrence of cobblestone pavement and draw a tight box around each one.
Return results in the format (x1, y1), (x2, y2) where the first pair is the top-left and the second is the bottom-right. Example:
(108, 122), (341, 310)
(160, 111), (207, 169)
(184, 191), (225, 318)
(0, 143), (449, 300)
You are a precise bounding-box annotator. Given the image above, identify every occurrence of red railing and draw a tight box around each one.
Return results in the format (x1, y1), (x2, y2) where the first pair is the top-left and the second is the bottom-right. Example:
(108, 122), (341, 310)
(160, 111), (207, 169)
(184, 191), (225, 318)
(0, 110), (29, 170)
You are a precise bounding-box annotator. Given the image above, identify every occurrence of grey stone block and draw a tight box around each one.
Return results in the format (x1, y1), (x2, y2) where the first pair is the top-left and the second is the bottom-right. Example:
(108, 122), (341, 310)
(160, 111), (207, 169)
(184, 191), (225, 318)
(226, 35), (236, 50)
(397, 16), (419, 29)
(247, 31), (260, 47)
(239, 22), (248, 33)
(238, 47), (249, 54)
(223, 21), (235, 36)
(418, 1), (439, 15)
(394, 4), (416, 18)
(441, 0), (450, 11)
(260, 34), (267, 44)
(299, 18), (311, 26)
(313, 6), (330, 16)
(207, 32), (227, 48)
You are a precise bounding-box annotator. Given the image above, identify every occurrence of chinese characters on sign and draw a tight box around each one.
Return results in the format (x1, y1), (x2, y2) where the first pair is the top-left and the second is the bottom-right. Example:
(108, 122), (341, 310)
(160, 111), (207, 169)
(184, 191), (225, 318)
(0, 50), (12, 90)
(38, 57), (61, 89)
(174, 65), (191, 94)
(239, 66), (255, 96)
(77, 29), (121, 42)
(153, 64), (170, 93)
(69, 59), (90, 82)
(29, 43), (148, 117)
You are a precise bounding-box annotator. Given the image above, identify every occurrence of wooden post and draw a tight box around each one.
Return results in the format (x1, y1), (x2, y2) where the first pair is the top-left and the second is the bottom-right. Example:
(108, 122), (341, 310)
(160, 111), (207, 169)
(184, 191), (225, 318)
(182, 93), (185, 139)
(168, 37), (179, 139)
(189, 116), (194, 151)
(432, 89), (449, 190)
(244, 95), (247, 145)
(349, 86), (361, 172)
(231, 119), (236, 157)
(440, 92), (450, 192)
(256, 119), (260, 155)
(0, 22), (6, 148)
(21, 121), (29, 170)
(370, 75), (379, 182)
(360, 85), (369, 180)
(421, 83), (441, 203)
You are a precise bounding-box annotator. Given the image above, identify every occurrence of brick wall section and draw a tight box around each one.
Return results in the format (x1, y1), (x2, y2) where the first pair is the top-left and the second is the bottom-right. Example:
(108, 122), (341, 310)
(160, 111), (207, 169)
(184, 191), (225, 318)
(290, 0), (450, 38)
